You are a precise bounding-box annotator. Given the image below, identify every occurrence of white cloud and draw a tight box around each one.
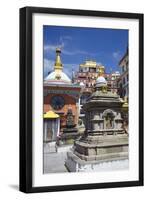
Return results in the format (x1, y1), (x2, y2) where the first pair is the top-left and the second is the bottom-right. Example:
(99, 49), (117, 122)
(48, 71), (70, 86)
(62, 49), (89, 56)
(44, 35), (98, 57)
(43, 58), (79, 79)
(59, 35), (72, 43)
(43, 59), (54, 77)
(44, 42), (65, 51)
(44, 45), (98, 57)
(112, 51), (121, 60)
(64, 63), (79, 78)
(44, 35), (72, 52)
(44, 44), (91, 56)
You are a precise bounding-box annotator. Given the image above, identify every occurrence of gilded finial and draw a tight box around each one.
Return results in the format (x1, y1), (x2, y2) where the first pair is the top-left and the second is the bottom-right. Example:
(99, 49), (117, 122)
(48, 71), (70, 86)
(98, 66), (105, 77)
(54, 48), (63, 71)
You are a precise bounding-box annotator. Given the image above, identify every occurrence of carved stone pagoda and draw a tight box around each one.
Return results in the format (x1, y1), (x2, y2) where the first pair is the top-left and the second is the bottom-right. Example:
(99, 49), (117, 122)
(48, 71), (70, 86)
(65, 66), (128, 172)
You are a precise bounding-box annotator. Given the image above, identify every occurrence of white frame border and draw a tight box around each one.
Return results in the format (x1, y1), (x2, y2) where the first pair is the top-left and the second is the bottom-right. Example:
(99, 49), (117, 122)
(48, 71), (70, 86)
(32, 13), (139, 187)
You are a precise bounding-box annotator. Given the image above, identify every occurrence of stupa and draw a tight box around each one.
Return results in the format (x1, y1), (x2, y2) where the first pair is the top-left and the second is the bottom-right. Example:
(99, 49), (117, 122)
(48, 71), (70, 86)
(43, 48), (81, 148)
(65, 66), (128, 172)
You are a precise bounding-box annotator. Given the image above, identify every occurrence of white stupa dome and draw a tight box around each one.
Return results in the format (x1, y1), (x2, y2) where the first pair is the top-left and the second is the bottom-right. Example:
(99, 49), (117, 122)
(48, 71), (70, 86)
(96, 76), (107, 88)
(96, 76), (107, 84)
(44, 71), (71, 85)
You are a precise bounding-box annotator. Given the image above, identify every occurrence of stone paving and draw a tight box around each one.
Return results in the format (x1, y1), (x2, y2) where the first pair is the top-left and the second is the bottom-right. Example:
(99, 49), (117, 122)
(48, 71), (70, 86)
(43, 145), (72, 174)
(43, 144), (129, 173)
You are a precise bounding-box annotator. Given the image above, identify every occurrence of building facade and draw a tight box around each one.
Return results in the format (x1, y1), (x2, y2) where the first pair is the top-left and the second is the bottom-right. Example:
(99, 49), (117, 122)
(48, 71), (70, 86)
(105, 71), (120, 94)
(118, 48), (129, 98)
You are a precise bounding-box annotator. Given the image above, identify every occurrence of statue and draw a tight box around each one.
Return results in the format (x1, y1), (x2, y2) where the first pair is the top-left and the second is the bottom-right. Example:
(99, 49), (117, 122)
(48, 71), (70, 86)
(60, 108), (79, 145)
(66, 108), (75, 128)
(105, 115), (113, 129)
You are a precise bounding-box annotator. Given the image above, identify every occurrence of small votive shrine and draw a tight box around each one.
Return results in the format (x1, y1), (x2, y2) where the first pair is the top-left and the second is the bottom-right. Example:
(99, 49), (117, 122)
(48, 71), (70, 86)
(60, 108), (80, 145)
(65, 66), (128, 172)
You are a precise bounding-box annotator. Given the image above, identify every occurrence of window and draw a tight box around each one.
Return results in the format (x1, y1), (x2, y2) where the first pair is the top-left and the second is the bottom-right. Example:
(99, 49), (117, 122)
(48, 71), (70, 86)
(127, 74), (128, 82)
(89, 68), (96, 73)
(123, 77), (125, 85)
(122, 66), (125, 72)
(123, 89), (126, 97)
(83, 67), (88, 72)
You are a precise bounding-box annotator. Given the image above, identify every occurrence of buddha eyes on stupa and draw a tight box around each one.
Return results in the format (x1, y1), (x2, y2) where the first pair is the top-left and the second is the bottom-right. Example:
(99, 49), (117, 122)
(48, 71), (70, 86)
(55, 74), (61, 80)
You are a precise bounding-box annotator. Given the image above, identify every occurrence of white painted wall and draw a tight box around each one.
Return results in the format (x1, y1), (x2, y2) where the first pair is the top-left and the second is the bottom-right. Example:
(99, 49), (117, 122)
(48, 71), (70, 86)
(0, 0), (146, 199)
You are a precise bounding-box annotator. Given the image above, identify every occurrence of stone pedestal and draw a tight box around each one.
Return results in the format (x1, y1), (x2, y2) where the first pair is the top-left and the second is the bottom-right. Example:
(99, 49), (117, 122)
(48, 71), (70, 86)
(61, 127), (80, 145)
(60, 108), (81, 145)
(65, 151), (129, 172)
(65, 129), (128, 171)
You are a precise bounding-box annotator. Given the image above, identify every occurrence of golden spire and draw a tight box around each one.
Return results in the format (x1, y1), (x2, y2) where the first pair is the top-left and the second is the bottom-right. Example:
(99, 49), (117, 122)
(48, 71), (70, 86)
(54, 48), (63, 71)
(122, 96), (128, 113)
(98, 65), (105, 77)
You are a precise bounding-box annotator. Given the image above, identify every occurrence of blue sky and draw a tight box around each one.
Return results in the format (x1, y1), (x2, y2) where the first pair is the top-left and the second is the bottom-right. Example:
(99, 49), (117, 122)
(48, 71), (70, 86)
(43, 25), (128, 78)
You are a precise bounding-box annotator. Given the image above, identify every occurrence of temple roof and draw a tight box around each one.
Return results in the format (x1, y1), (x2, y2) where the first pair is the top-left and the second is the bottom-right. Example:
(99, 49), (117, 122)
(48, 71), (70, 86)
(80, 60), (97, 68)
(44, 111), (59, 119)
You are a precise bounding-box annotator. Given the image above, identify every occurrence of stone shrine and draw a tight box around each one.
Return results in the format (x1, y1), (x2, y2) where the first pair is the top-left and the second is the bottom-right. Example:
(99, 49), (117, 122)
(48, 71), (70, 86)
(60, 108), (80, 145)
(65, 66), (128, 172)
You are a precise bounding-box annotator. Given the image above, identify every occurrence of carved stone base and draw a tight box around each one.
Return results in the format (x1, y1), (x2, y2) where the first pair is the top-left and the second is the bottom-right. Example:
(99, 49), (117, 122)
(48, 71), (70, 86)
(65, 151), (129, 172)
(65, 131), (129, 172)
(60, 128), (80, 145)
